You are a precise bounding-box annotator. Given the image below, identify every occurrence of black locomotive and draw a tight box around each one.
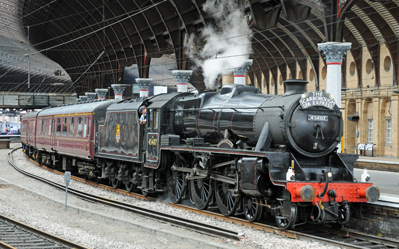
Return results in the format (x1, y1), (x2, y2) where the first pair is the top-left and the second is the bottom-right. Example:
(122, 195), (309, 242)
(22, 79), (380, 229)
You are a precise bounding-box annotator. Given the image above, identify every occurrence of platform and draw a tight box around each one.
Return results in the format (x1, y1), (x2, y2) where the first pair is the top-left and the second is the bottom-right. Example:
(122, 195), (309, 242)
(354, 168), (399, 200)
(355, 154), (399, 172)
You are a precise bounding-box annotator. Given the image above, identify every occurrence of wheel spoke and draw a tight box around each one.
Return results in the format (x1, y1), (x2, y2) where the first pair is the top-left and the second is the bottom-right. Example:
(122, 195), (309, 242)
(190, 178), (213, 210)
(168, 163), (187, 204)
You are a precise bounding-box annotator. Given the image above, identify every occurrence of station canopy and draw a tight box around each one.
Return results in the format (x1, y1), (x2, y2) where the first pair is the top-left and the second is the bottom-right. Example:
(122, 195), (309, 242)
(0, 0), (398, 95)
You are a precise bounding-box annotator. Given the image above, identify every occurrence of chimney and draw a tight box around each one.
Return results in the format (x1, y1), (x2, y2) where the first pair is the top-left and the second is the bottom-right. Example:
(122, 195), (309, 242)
(284, 79), (308, 94)
(172, 70), (192, 92)
(234, 59), (253, 85)
(85, 92), (97, 102)
(95, 88), (108, 100)
(111, 84), (129, 100)
(136, 78), (152, 97)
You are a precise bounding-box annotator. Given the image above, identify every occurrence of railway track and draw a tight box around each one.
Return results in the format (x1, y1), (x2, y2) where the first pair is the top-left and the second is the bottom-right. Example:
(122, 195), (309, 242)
(297, 225), (399, 249)
(0, 214), (86, 249)
(10, 148), (399, 248)
(7, 148), (240, 242)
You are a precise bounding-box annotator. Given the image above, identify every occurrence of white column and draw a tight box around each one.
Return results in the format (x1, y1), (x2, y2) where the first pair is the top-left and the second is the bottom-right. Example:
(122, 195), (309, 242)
(318, 42), (352, 153)
(85, 92), (97, 102)
(111, 84), (129, 100)
(317, 42), (351, 108)
(234, 60), (253, 85)
(172, 70), (192, 92)
(136, 78), (152, 97)
(95, 89), (108, 100)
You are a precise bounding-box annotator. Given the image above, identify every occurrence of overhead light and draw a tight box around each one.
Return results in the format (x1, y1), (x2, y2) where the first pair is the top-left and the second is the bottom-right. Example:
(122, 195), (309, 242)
(52, 83), (64, 86)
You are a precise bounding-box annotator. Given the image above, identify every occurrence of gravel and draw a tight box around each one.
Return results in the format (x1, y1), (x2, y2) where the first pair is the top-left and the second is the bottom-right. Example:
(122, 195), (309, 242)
(0, 143), (339, 249)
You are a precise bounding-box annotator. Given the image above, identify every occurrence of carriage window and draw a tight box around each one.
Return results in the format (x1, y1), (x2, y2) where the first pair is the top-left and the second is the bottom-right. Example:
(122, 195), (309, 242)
(39, 119), (43, 134)
(62, 117), (68, 136)
(69, 117), (75, 136)
(84, 117), (90, 137)
(88, 119), (91, 137)
(56, 124), (61, 135)
(77, 124), (83, 137)
(69, 124), (74, 136)
(76, 117), (83, 137)
(45, 119), (49, 135)
(48, 119), (51, 135)
(69, 119), (74, 136)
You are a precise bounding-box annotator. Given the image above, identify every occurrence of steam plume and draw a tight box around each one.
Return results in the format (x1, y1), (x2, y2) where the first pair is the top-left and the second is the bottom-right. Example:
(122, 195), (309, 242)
(186, 0), (253, 89)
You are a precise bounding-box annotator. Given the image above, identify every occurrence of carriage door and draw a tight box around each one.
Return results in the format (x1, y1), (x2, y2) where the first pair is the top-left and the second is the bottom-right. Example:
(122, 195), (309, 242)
(146, 109), (160, 165)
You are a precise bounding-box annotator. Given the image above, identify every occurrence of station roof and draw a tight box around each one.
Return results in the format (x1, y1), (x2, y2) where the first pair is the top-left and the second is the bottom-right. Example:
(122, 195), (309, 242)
(0, 0), (398, 95)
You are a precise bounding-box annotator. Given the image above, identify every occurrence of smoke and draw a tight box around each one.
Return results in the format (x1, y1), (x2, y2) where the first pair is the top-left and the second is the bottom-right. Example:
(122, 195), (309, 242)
(185, 0), (253, 90)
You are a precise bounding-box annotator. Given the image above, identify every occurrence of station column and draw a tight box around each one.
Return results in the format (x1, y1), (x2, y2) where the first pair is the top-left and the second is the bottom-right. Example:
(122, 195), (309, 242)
(318, 42), (351, 153)
(85, 93), (97, 102)
(111, 84), (129, 100)
(136, 78), (152, 97)
(317, 42), (351, 108)
(95, 89), (108, 100)
(172, 70), (193, 92)
(234, 60), (253, 85)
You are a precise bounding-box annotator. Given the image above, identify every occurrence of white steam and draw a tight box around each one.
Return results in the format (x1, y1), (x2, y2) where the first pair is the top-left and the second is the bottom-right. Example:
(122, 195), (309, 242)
(186, 0), (253, 89)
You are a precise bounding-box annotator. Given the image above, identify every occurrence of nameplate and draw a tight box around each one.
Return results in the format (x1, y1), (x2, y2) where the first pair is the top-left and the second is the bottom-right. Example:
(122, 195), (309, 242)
(299, 91), (336, 110)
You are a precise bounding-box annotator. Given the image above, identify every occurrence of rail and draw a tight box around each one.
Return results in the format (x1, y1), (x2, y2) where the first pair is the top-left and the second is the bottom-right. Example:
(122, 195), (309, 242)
(7, 148), (240, 242)
(0, 214), (87, 249)
(13, 148), (399, 249)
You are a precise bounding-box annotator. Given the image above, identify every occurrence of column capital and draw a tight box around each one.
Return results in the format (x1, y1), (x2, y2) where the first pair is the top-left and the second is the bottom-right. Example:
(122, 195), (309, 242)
(111, 84), (130, 94)
(85, 92), (97, 101)
(318, 42), (352, 64)
(95, 88), (108, 99)
(79, 96), (88, 102)
(233, 59), (253, 76)
(172, 70), (193, 84)
(172, 70), (192, 92)
(136, 78), (152, 90)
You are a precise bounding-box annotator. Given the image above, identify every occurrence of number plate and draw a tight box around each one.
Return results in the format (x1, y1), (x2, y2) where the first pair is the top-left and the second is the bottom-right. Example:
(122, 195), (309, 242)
(307, 115), (328, 122)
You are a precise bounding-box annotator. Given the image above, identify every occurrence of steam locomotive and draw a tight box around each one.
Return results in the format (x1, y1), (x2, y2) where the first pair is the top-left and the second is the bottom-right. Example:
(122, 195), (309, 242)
(21, 79), (380, 229)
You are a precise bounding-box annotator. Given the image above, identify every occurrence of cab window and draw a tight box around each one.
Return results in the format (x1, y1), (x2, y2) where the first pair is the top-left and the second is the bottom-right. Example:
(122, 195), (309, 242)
(148, 109), (159, 129)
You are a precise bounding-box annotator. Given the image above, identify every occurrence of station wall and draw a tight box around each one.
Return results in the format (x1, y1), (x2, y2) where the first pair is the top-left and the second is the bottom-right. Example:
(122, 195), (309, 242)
(242, 44), (397, 157)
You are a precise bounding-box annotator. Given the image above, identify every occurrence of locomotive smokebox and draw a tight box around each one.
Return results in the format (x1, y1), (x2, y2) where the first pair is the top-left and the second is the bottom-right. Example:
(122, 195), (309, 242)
(284, 79), (308, 95)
